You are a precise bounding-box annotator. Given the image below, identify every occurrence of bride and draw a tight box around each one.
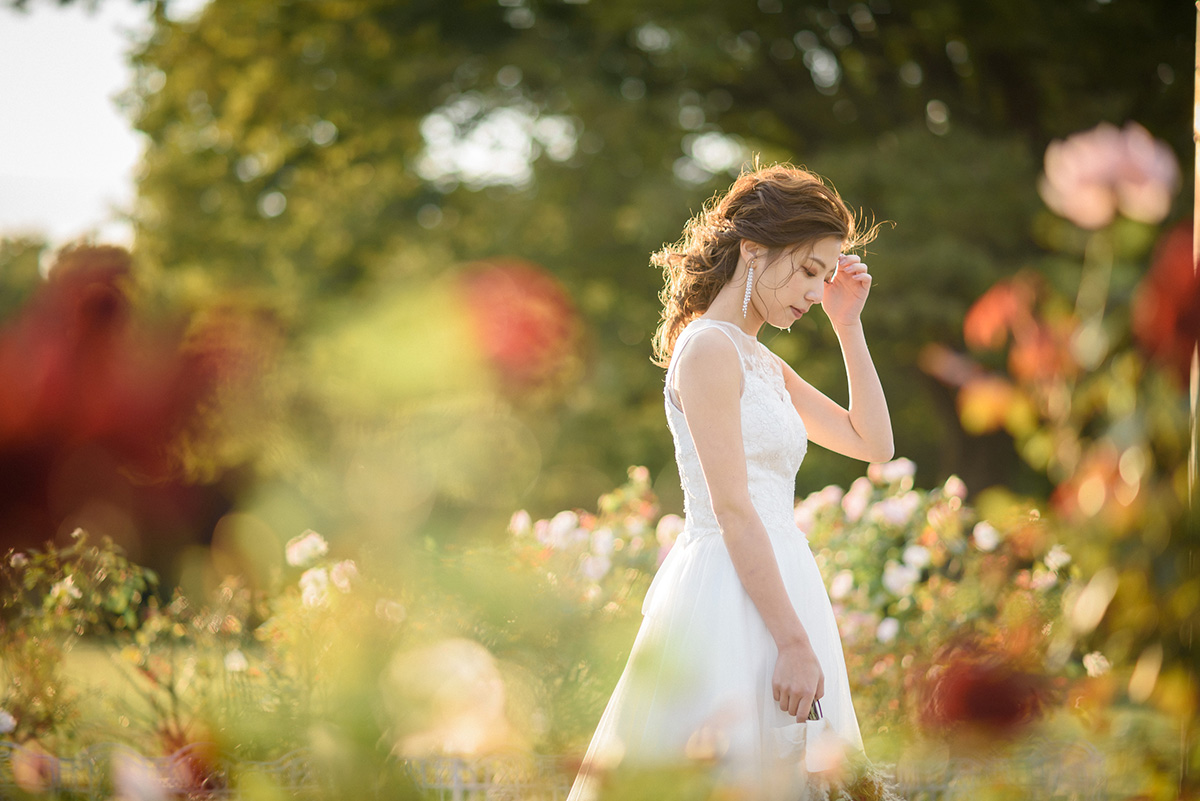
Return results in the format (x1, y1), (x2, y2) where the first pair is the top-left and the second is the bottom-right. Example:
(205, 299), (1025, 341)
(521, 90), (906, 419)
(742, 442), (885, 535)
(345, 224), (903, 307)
(567, 164), (901, 800)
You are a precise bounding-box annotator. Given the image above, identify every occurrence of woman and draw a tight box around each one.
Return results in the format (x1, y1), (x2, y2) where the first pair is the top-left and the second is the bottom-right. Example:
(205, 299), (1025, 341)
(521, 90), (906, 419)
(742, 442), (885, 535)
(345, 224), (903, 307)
(567, 165), (902, 801)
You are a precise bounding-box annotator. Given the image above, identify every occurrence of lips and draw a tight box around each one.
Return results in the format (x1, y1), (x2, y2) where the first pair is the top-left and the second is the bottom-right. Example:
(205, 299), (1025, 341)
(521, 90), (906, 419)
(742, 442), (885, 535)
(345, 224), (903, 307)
(790, 306), (806, 318)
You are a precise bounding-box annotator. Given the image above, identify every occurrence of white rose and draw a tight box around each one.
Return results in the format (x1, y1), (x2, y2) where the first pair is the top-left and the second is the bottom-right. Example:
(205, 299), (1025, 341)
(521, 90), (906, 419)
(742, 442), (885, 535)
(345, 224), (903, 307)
(972, 521), (1001, 552)
(591, 528), (615, 556)
(902, 544), (931, 569)
(1044, 544), (1072, 572)
(882, 560), (920, 597)
(1082, 651), (1111, 677)
(285, 530), (328, 567)
(300, 567), (330, 608)
(224, 649), (249, 673)
(580, 554), (612, 582)
(547, 511), (579, 547)
(49, 575), (83, 607)
(375, 599), (407, 624)
(330, 560), (358, 593)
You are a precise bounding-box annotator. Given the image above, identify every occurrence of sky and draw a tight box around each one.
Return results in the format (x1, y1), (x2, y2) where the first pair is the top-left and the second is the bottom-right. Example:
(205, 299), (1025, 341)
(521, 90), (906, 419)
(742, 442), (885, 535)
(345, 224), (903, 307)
(0, 1), (204, 248)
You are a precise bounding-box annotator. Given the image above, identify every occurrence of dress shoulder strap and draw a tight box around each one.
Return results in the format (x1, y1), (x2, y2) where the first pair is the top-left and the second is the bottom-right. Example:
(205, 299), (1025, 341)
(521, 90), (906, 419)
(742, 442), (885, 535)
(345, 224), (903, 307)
(664, 319), (748, 412)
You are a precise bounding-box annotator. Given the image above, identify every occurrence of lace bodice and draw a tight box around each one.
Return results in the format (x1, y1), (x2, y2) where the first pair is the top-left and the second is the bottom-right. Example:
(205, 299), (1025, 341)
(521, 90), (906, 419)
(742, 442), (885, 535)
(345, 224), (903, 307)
(663, 318), (809, 545)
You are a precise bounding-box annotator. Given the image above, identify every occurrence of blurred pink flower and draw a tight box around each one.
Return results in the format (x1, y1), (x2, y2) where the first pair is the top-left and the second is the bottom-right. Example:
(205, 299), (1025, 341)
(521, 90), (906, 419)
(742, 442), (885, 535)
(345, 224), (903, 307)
(1039, 122), (1179, 229)
(870, 491), (922, 527)
(882, 560), (920, 596)
(591, 528), (615, 556)
(508, 510), (532, 537)
(793, 503), (816, 533)
(580, 554), (611, 582)
(829, 569), (854, 600)
(942, 475), (967, 500)
(655, 514), (684, 547)
(112, 752), (167, 801)
(537, 510), (578, 548)
(867, 457), (916, 485)
(842, 477), (873, 523)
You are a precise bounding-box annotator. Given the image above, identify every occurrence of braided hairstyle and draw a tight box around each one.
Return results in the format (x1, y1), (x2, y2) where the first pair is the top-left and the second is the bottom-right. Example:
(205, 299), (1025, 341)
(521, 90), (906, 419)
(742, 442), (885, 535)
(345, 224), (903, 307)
(650, 164), (875, 367)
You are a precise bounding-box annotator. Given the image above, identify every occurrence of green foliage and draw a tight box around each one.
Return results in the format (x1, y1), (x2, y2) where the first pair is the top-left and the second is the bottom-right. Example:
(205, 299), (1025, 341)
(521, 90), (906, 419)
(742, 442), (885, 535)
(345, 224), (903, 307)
(0, 530), (158, 746)
(111, 0), (1192, 520)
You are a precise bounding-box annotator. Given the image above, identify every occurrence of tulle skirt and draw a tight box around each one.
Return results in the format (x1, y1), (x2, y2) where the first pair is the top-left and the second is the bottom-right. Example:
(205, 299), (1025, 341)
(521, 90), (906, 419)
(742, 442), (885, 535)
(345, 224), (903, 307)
(567, 525), (866, 801)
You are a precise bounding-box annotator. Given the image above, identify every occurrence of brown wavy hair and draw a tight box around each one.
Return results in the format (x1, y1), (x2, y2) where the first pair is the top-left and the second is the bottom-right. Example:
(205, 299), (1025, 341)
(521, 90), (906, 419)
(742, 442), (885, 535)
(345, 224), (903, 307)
(650, 164), (878, 367)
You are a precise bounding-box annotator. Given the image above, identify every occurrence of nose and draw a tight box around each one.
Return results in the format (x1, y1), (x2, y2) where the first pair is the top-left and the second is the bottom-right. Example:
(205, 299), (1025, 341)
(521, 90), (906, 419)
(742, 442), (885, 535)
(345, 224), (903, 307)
(805, 284), (824, 304)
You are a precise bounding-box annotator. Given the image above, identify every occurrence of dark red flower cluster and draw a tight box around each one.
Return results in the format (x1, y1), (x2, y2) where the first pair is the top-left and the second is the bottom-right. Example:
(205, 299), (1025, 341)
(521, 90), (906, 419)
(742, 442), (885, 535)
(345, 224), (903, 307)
(0, 245), (256, 559)
(914, 636), (1055, 740)
(1132, 221), (1199, 386)
(458, 260), (582, 396)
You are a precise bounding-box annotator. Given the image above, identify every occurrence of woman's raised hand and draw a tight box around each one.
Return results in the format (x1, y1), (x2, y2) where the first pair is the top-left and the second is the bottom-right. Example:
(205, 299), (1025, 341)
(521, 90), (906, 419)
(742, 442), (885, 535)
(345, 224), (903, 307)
(773, 640), (825, 723)
(821, 253), (872, 327)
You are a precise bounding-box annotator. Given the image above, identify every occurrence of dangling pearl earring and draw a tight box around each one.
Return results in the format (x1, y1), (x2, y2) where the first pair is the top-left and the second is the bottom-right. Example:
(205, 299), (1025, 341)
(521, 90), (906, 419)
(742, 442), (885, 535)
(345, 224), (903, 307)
(742, 257), (756, 318)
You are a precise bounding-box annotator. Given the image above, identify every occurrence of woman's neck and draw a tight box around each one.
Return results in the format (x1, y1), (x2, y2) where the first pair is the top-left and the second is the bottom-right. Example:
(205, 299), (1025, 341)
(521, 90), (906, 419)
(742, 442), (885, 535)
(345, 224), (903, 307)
(701, 281), (765, 339)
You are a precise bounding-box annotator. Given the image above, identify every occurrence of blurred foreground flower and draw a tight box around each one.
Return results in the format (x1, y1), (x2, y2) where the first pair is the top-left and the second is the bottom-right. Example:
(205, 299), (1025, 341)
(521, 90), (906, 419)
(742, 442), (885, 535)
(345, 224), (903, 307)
(1039, 121), (1180, 229)
(917, 638), (1054, 740)
(385, 638), (531, 757)
(0, 245), (266, 557)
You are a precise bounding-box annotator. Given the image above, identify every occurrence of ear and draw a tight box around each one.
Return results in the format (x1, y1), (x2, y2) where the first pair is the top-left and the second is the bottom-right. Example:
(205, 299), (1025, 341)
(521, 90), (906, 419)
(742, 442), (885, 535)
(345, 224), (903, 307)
(739, 239), (766, 265)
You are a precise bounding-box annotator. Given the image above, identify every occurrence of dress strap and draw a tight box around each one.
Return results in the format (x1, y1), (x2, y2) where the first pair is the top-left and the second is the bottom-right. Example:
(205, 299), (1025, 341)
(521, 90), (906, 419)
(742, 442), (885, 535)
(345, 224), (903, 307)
(664, 319), (748, 412)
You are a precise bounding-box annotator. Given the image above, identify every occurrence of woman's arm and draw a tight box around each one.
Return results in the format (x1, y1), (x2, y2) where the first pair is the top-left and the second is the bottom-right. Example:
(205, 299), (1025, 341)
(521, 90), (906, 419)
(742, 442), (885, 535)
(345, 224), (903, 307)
(674, 329), (825, 721)
(780, 256), (894, 463)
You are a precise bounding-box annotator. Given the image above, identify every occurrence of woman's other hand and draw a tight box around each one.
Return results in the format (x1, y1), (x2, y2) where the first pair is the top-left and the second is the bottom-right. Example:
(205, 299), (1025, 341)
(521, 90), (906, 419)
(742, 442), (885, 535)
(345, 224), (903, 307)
(821, 253), (872, 327)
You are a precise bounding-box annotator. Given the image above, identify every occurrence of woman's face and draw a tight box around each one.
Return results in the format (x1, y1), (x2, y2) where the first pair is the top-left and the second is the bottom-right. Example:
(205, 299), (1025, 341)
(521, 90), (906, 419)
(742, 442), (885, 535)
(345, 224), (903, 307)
(754, 235), (843, 329)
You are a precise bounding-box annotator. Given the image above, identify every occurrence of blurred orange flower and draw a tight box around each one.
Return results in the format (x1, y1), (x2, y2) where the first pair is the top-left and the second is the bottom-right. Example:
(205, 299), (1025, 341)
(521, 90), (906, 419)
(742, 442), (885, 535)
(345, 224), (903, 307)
(963, 276), (1037, 351)
(1008, 320), (1077, 383)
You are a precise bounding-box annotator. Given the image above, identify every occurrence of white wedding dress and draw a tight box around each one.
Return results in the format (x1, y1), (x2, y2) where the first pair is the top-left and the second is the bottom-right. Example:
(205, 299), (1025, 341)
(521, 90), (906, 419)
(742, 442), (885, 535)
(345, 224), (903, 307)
(567, 317), (878, 801)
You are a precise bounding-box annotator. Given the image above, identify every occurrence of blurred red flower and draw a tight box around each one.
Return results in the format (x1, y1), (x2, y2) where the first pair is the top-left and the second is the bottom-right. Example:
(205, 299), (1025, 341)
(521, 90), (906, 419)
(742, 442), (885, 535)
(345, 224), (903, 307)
(0, 245), (259, 558)
(1132, 221), (1199, 386)
(459, 260), (582, 395)
(915, 637), (1053, 739)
